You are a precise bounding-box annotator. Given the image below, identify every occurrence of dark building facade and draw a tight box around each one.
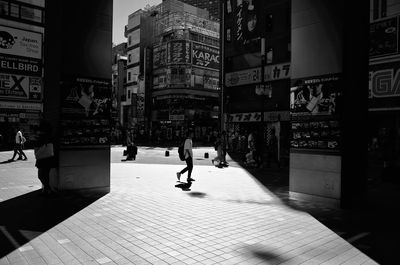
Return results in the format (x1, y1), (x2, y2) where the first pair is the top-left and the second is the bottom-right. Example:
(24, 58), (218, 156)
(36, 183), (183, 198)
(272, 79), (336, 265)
(222, 0), (291, 165)
(368, 0), (400, 183)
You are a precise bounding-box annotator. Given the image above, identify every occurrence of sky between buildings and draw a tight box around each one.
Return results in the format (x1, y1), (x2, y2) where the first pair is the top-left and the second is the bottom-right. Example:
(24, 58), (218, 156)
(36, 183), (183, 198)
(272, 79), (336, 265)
(113, 0), (162, 45)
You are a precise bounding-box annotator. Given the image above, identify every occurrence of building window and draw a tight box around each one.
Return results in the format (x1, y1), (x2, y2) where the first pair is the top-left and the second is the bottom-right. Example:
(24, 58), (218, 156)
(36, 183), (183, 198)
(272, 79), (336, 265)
(226, 28), (231, 42)
(266, 48), (273, 64)
(10, 3), (18, 18)
(128, 72), (131, 81)
(373, 0), (387, 20)
(128, 36), (132, 46)
(128, 54), (131, 63)
(0, 1), (8, 16)
(226, 0), (232, 14)
(128, 91), (131, 99)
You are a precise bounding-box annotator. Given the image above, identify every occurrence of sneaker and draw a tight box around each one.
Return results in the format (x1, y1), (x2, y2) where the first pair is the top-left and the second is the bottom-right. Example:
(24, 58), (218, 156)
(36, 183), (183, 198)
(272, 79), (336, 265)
(176, 172), (181, 181)
(187, 178), (195, 182)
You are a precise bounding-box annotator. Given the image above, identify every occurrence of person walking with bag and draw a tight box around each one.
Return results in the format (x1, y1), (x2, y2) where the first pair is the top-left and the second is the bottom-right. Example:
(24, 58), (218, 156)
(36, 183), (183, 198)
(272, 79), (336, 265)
(177, 131), (195, 182)
(34, 120), (56, 196)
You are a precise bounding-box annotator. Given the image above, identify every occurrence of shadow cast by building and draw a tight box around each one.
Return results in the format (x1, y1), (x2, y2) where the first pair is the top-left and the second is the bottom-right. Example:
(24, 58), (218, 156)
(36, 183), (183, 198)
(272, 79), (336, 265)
(0, 189), (107, 258)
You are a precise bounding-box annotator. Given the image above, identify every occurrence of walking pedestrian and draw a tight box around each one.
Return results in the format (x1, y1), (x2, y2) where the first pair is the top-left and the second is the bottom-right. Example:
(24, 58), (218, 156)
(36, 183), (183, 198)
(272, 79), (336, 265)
(177, 131), (195, 182)
(9, 127), (27, 161)
(34, 120), (56, 195)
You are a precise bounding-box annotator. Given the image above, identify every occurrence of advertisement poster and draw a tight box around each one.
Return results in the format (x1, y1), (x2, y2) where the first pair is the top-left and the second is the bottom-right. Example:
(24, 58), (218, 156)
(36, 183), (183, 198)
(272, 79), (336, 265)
(192, 42), (219, 70)
(290, 74), (342, 151)
(167, 40), (191, 64)
(0, 25), (42, 59)
(370, 16), (398, 58)
(0, 73), (41, 100)
(60, 77), (111, 147)
(231, 0), (263, 52)
(225, 67), (261, 87)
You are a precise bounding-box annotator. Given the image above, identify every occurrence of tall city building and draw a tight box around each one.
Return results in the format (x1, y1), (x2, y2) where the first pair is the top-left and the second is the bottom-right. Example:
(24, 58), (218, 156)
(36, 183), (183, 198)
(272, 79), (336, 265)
(222, 0), (291, 166)
(169, 0), (220, 20)
(124, 8), (156, 136)
(151, 0), (220, 142)
(0, 0), (45, 149)
(111, 43), (127, 143)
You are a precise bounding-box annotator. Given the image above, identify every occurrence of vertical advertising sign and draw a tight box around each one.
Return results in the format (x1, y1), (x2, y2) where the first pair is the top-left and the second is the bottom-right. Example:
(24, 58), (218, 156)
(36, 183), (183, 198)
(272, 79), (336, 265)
(60, 76), (111, 147)
(231, 0), (263, 52)
(167, 40), (191, 64)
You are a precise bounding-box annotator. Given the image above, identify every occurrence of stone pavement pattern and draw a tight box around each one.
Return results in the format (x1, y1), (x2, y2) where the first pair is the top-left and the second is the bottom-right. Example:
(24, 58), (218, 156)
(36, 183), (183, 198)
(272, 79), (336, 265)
(0, 149), (378, 264)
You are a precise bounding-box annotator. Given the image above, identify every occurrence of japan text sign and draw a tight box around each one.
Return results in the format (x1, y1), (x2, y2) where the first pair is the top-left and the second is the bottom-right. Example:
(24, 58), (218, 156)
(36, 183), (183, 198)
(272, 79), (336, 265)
(369, 68), (400, 98)
(0, 25), (42, 59)
(167, 40), (191, 64)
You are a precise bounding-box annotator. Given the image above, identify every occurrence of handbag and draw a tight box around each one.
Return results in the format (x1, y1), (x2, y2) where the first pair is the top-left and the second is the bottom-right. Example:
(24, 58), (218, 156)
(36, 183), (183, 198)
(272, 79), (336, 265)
(35, 143), (54, 160)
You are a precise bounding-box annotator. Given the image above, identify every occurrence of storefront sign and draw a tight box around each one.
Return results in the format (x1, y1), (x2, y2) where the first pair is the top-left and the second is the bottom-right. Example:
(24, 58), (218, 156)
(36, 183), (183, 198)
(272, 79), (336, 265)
(204, 76), (219, 90)
(369, 68), (400, 98)
(0, 100), (41, 110)
(192, 42), (219, 70)
(0, 54), (42, 76)
(0, 73), (41, 100)
(228, 112), (262, 123)
(0, 25), (42, 59)
(264, 111), (290, 122)
(264, 62), (291, 81)
(225, 67), (261, 87)
(167, 40), (191, 64)
(370, 16), (398, 57)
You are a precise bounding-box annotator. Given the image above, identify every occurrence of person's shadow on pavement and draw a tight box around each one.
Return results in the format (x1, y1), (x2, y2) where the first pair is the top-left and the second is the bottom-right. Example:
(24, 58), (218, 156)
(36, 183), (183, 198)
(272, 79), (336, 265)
(175, 180), (192, 191)
(0, 159), (16, 164)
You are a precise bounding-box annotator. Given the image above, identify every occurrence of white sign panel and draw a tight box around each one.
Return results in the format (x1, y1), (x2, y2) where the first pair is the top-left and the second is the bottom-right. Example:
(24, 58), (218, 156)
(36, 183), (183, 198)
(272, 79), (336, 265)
(264, 62), (291, 81)
(0, 73), (42, 100)
(225, 68), (261, 87)
(0, 100), (41, 110)
(0, 25), (42, 59)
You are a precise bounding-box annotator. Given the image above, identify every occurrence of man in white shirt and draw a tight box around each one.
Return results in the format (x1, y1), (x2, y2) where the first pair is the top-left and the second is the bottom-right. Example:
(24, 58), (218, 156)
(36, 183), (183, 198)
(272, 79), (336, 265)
(9, 128), (27, 161)
(177, 131), (195, 182)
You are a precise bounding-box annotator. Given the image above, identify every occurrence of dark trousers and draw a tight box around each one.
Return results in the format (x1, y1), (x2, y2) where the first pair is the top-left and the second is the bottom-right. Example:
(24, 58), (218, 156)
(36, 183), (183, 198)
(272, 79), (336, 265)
(180, 156), (193, 179)
(11, 143), (27, 160)
(38, 167), (51, 190)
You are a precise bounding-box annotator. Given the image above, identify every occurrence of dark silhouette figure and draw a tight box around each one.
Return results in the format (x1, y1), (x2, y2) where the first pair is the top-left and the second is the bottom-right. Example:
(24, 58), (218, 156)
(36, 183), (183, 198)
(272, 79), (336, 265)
(34, 120), (56, 196)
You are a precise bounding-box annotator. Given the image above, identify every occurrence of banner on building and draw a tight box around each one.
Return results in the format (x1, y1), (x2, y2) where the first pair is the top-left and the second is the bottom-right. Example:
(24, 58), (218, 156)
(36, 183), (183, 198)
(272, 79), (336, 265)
(264, 62), (291, 81)
(369, 67), (400, 98)
(192, 42), (219, 70)
(167, 40), (191, 64)
(370, 16), (398, 58)
(225, 67), (261, 87)
(0, 73), (41, 100)
(0, 25), (42, 59)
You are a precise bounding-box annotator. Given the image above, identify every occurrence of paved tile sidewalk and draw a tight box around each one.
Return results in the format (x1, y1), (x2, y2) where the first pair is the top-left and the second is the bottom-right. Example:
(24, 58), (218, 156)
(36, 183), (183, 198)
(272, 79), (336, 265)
(0, 150), (378, 264)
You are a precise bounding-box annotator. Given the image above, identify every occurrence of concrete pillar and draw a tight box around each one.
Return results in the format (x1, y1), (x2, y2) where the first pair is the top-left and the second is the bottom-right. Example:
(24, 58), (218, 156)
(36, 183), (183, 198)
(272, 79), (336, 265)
(44, 0), (113, 192)
(289, 0), (369, 207)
